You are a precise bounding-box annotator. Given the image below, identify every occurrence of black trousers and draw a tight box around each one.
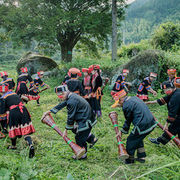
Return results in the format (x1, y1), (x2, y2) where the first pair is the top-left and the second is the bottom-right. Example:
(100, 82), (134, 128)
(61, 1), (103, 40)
(157, 121), (180, 145)
(75, 128), (94, 152)
(126, 131), (151, 158)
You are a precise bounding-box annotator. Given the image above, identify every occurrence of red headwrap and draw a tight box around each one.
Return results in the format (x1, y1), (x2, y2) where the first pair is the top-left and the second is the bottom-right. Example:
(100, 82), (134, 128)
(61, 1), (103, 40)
(20, 67), (28, 73)
(167, 69), (176, 75)
(0, 83), (9, 93)
(68, 68), (82, 77)
(0, 71), (8, 78)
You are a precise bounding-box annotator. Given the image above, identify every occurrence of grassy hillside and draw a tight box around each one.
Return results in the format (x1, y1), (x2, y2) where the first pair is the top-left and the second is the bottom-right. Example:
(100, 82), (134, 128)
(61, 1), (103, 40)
(0, 61), (179, 179)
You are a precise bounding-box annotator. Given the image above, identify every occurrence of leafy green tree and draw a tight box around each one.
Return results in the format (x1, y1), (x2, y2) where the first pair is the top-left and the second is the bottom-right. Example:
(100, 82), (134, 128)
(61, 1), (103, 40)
(151, 22), (180, 51)
(0, 0), (126, 62)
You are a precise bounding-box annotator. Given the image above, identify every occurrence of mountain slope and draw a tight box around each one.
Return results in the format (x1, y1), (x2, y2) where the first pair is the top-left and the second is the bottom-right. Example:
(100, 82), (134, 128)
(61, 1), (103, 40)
(122, 0), (180, 44)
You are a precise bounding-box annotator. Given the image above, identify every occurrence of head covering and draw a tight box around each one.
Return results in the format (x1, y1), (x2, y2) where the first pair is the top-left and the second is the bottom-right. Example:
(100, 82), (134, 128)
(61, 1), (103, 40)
(55, 85), (68, 93)
(0, 71), (8, 78)
(174, 77), (180, 88)
(20, 67), (28, 73)
(88, 64), (100, 72)
(37, 71), (44, 76)
(122, 69), (129, 74)
(111, 89), (127, 108)
(93, 64), (100, 70)
(82, 68), (90, 74)
(167, 69), (176, 75)
(150, 72), (157, 78)
(161, 81), (175, 89)
(0, 83), (9, 93)
(68, 68), (82, 77)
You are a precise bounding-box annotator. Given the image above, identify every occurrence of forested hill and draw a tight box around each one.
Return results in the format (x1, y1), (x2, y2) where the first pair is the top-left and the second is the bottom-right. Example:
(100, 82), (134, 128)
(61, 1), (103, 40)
(123, 0), (180, 44)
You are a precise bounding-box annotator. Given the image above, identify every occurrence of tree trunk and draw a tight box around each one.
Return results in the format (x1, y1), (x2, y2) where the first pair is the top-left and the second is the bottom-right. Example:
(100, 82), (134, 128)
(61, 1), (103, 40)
(60, 43), (73, 62)
(112, 0), (117, 61)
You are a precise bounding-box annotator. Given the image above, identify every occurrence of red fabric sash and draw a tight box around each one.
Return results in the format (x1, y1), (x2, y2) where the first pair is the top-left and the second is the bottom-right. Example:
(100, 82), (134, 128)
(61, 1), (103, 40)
(9, 102), (24, 113)
(16, 81), (26, 93)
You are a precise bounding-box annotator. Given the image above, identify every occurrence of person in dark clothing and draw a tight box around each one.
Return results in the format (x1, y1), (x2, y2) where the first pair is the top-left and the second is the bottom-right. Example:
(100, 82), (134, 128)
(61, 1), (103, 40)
(82, 68), (92, 103)
(29, 71), (50, 105)
(42, 85), (97, 160)
(66, 68), (85, 96)
(167, 69), (176, 84)
(111, 89), (157, 164)
(0, 71), (15, 91)
(0, 83), (35, 158)
(146, 81), (180, 145)
(137, 72), (157, 101)
(16, 67), (34, 102)
(89, 64), (103, 118)
(111, 69), (130, 96)
(0, 72), (15, 134)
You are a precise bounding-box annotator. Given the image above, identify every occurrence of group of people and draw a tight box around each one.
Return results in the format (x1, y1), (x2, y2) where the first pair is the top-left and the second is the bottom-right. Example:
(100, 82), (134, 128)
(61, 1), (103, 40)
(111, 68), (180, 164)
(0, 65), (179, 163)
(0, 67), (49, 158)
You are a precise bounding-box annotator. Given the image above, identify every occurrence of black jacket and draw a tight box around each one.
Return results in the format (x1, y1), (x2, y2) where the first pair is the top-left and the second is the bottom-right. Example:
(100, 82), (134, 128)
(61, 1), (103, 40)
(122, 96), (157, 135)
(157, 89), (180, 124)
(50, 93), (97, 132)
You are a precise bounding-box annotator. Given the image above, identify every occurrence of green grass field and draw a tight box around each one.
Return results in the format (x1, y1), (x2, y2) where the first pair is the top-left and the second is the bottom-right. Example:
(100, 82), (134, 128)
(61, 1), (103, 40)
(0, 63), (179, 180)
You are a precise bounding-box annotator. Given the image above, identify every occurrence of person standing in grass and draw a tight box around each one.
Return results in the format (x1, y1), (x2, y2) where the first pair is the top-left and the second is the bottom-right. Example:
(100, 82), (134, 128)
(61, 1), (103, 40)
(167, 69), (177, 84)
(146, 81), (180, 145)
(82, 68), (92, 104)
(16, 67), (34, 102)
(66, 68), (85, 96)
(0, 71), (15, 134)
(89, 64), (103, 118)
(42, 85), (98, 160)
(0, 71), (15, 91)
(111, 89), (157, 164)
(29, 71), (50, 106)
(0, 83), (35, 158)
(111, 69), (130, 96)
(137, 72), (157, 101)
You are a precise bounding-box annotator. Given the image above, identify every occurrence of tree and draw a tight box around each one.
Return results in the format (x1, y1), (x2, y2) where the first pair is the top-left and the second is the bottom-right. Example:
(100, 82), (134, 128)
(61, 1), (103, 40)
(0, 0), (126, 62)
(112, 0), (117, 61)
(151, 22), (180, 51)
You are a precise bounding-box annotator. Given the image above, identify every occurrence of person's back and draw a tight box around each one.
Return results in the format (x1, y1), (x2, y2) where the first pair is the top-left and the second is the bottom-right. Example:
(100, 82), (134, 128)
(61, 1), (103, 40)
(66, 93), (96, 131)
(123, 96), (156, 135)
(167, 88), (180, 121)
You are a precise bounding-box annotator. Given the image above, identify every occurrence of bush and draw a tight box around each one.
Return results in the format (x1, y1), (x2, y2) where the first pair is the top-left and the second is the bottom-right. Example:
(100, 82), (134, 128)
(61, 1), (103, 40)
(151, 22), (180, 51)
(117, 40), (151, 58)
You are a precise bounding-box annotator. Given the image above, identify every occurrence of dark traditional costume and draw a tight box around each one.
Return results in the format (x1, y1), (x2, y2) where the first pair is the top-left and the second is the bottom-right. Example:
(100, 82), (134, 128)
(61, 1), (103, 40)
(66, 68), (85, 96)
(29, 71), (49, 105)
(0, 84), (35, 157)
(112, 90), (156, 164)
(149, 81), (180, 145)
(167, 69), (176, 84)
(137, 72), (157, 101)
(82, 68), (92, 103)
(16, 67), (34, 100)
(50, 85), (97, 159)
(0, 71), (15, 91)
(88, 65), (103, 117)
(111, 69), (129, 96)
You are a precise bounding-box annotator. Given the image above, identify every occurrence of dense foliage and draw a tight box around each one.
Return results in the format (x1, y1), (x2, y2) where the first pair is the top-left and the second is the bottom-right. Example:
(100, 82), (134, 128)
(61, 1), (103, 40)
(151, 22), (180, 51)
(0, 0), (126, 62)
(123, 0), (180, 44)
